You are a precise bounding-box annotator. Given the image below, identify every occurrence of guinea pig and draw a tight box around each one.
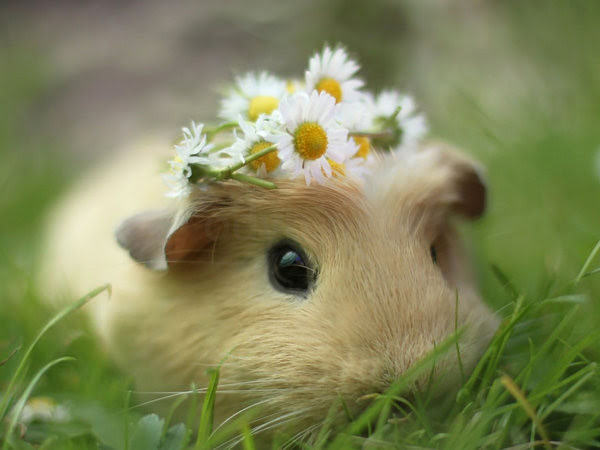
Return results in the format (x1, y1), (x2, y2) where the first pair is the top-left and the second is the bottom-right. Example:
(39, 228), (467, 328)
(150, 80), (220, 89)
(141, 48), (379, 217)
(39, 136), (499, 434)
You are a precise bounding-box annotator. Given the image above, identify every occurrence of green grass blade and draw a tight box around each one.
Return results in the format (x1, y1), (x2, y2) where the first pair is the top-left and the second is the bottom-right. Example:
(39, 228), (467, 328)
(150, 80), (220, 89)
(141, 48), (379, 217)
(183, 384), (199, 447)
(459, 295), (528, 401)
(312, 401), (340, 450)
(0, 347), (20, 368)
(241, 424), (256, 450)
(3, 356), (75, 450)
(0, 284), (111, 421)
(539, 363), (596, 421)
(582, 267), (600, 278)
(515, 306), (581, 387)
(195, 367), (220, 449)
(123, 389), (132, 450)
(455, 290), (465, 384)
(574, 239), (600, 285)
(490, 264), (519, 299)
(500, 375), (551, 449)
(161, 394), (188, 441)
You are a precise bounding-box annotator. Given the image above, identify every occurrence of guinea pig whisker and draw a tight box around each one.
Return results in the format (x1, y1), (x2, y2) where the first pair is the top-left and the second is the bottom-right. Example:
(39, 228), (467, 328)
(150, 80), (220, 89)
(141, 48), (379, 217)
(220, 409), (312, 449)
(132, 380), (270, 395)
(191, 360), (237, 367)
(129, 386), (288, 410)
(216, 389), (299, 394)
(244, 409), (313, 441)
(281, 422), (321, 449)
(211, 398), (272, 438)
(132, 388), (299, 409)
(129, 391), (192, 409)
(217, 408), (312, 450)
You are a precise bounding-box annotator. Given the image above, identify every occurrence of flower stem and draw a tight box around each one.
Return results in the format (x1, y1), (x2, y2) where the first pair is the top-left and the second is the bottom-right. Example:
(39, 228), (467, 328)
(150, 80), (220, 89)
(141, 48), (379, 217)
(220, 144), (278, 176)
(188, 144), (279, 188)
(208, 141), (235, 153)
(231, 172), (277, 189)
(205, 121), (238, 139)
(350, 130), (395, 140)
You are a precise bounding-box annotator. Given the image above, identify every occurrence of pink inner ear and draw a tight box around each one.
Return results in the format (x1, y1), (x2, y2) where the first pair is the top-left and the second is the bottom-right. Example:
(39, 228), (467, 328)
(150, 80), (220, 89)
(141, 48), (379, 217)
(164, 215), (223, 265)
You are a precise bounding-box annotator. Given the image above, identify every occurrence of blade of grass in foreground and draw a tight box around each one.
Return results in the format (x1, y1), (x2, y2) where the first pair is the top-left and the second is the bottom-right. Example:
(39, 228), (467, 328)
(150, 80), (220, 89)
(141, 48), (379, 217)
(241, 424), (256, 450)
(0, 284), (111, 421)
(195, 367), (220, 449)
(3, 356), (75, 450)
(501, 374), (551, 450)
(574, 239), (600, 285)
(0, 348), (20, 368)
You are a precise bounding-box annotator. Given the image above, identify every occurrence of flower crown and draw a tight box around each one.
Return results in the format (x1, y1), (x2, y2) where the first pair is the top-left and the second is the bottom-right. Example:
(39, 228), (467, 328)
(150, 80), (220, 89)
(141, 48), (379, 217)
(163, 45), (428, 197)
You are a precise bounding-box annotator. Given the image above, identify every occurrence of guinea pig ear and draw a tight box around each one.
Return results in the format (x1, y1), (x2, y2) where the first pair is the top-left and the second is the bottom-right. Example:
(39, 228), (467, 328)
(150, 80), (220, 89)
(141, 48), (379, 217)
(445, 150), (487, 219)
(414, 144), (486, 221)
(162, 208), (224, 267)
(115, 205), (225, 270)
(115, 209), (174, 271)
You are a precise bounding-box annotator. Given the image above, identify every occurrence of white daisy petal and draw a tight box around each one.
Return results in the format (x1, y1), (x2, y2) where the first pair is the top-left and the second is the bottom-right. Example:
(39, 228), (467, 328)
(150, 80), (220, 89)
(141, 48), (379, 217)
(230, 116), (284, 177)
(219, 72), (287, 122)
(305, 46), (363, 104)
(320, 158), (332, 178)
(272, 91), (367, 185)
(366, 89), (429, 151)
(163, 121), (235, 197)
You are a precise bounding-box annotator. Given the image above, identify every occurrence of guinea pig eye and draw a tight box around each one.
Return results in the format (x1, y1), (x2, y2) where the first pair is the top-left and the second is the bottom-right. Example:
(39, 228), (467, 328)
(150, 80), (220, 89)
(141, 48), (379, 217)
(430, 245), (438, 265)
(268, 241), (315, 295)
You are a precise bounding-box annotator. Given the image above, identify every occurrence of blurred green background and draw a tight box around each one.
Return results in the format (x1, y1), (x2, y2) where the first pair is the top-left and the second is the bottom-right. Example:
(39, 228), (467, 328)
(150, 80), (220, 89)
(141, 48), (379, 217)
(1, 0), (600, 447)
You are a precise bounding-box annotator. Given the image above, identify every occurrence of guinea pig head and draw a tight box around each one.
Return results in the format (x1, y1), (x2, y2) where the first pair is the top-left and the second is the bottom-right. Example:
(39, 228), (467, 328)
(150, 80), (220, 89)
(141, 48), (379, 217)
(115, 143), (498, 426)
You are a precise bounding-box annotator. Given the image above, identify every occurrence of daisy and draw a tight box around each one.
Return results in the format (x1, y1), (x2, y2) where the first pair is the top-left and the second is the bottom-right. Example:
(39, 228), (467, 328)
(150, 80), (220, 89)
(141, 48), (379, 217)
(305, 46), (364, 103)
(326, 156), (371, 182)
(230, 115), (283, 177)
(163, 122), (215, 197)
(219, 72), (287, 122)
(267, 90), (357, 185)
(336, 100), (374, 159)
(285, 78), (305, 94)
(17, 397), (70, 425)
(367, 90), (428, 151)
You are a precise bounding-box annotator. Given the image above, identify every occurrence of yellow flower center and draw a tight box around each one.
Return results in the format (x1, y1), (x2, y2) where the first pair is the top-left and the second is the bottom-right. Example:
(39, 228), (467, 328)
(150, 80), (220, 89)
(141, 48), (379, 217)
(294, 122), (328, 160)
(316, 77), (342, 103)
(353, 136), (371, 159)
(326, 159), (346, 177)
(249, 141), (280, 172)
(248, 96), (279, 121)
(170, 155), (183, 174)
(286, 80), (297, 94)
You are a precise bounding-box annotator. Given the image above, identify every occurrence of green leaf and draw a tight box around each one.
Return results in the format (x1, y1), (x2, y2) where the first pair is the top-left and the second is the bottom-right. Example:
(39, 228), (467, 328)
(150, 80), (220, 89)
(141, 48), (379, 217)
(67, 402), (126, 450)
(128, 414), (164, 450)
(159, 423), (187, 450)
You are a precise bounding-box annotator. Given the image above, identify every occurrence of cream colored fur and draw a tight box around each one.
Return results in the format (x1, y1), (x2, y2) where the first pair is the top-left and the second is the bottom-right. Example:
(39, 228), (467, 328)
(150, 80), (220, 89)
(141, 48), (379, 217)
(39, 138), (499, 431)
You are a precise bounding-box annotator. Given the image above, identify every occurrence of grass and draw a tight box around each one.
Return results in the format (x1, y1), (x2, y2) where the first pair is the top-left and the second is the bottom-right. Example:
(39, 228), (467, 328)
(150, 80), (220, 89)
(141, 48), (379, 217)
(1, 269), (599, 448)
(2, 1), (600, 448)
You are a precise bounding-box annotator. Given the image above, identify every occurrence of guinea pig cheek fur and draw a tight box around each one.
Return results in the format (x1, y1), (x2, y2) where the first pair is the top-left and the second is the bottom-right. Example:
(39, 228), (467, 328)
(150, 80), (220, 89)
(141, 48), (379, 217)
(224, 186), (490, 422)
